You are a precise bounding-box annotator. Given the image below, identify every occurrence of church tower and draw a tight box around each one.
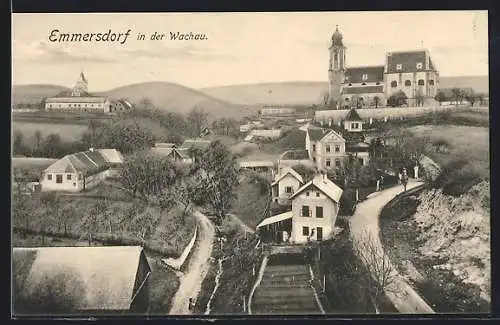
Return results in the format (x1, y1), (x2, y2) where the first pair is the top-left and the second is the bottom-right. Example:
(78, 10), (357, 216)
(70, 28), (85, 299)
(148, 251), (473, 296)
(328, 26), (346, 108)
(71, 70), (88, 97)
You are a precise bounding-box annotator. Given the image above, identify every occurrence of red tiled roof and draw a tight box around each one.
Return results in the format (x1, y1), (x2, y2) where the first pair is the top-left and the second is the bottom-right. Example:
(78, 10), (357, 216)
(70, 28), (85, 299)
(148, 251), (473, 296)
(344, 66), (384, 84)
(343, 85), (384, 94)
(387, 50), (436, 73)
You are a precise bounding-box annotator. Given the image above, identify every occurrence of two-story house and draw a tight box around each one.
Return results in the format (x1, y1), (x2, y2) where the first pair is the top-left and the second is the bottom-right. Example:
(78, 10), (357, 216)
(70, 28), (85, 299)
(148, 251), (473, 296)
(257, 173), (343, 244)
(271, 167), (304, 205)
(306, 108), (370, 170)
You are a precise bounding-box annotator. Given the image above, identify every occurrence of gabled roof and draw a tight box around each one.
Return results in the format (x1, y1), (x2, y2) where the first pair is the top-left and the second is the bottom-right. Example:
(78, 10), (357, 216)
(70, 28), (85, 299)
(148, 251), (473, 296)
(271, 167), (304, 186)
(386, 50), (436, 73)
(97, 149), (124, 164)
(46, 97), (107, 103)
(256, 211), (293, 229)
(13, 246), (150, 311)
(290, 174), (343, 203)
(307, 128), (330, 141)
(175, 148), (192, 159)
(345, 109), (363, 122)
(344, 66), (385, 84)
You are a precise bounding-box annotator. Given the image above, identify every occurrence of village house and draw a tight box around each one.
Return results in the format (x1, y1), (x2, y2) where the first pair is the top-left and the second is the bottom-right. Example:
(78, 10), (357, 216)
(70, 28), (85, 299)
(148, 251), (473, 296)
(244, 128), (282, 142)
(40, 148), (124, 192)
(271, 167), (304, 205)
(306, 108), (370, 170)
(177, 139), (212, 164)
(12, 246), (151, 315)
(257, 173), (343, 244)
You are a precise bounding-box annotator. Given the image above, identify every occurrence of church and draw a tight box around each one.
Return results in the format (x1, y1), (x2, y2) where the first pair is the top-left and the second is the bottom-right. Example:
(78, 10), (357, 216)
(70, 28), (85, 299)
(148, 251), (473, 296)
(328, 26), (440, 109)
(45, 71), (116, 114)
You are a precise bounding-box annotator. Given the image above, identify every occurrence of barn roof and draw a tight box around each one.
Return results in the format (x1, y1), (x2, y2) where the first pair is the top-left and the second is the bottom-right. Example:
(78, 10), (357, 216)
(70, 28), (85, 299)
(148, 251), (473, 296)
(180, 139), (212, 151)
(256, 211), (293, 229)
(12, 246), (149, 311)
(343, 85), (384, 94)
(44, 149), (121, 175)
(290, 174), (343, 203)
(46, 97), (107, 103)
(97, 149), (124, 164)
(280, 150), (310, 160)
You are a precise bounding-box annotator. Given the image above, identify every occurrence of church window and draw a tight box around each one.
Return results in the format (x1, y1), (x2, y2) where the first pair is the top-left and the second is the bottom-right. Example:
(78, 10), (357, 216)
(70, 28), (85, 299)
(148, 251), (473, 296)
(345, 97), (350, 102)
(405, 80), (411, 86)
(376, 82), (380, 85)
(335, 145), (340, 152)
(429, 80), (435, 86)
(391, 81), (398, 88)
(418, 79), (425, 86)
(361, 83), (366, 86)
(348, 83), (352, 86)
(326, 145), (331, 153)
(334, 53), (338, 61)
(362, 74), (368, 81)
(396, 64), (402, 70)
(416, 62), (423, 69)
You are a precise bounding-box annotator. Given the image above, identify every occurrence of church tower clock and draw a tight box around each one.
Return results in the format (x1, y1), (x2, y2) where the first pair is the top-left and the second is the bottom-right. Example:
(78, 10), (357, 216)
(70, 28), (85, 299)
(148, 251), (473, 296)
(328, 26), (346, 108)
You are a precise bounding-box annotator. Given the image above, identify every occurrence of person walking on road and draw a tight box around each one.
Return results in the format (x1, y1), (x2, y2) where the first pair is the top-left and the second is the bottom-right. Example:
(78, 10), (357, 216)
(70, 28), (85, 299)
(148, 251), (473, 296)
(402, 168), (408, 192)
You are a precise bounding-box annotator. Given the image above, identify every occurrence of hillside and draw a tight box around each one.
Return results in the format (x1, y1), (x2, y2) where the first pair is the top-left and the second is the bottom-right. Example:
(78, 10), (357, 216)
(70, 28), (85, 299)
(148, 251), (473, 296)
(12, 85), (70, 105)
(200, 76), (489, 105)
(95, 82), (256, 120)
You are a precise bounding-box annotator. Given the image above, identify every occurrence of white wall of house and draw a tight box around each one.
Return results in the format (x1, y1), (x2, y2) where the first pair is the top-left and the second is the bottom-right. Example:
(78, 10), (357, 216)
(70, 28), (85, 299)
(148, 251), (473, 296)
(344, 121), (363, 132)
(290, 189), (338, 244)
(315, 133), (347, 170)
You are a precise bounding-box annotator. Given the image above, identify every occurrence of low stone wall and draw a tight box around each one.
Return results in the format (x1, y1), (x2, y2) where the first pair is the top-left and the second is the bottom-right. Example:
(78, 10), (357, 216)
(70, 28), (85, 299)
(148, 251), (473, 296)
(162, 225), (198, 270)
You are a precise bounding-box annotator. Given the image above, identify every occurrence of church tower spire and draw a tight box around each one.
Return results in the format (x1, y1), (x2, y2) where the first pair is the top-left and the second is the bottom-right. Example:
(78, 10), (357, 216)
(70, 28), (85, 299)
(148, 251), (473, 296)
(328, 26), (346, 109)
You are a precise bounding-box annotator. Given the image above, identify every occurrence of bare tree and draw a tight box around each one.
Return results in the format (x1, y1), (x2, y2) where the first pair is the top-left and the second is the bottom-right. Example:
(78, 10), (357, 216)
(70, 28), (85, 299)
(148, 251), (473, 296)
(187, 106), (209, 137)
(351, 230), (396, 314)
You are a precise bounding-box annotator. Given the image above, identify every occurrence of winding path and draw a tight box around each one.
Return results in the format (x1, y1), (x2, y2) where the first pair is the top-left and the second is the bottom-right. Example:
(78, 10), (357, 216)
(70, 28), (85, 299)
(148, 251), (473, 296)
(349, 180), (435, 314)
(169, 209), (215, 315)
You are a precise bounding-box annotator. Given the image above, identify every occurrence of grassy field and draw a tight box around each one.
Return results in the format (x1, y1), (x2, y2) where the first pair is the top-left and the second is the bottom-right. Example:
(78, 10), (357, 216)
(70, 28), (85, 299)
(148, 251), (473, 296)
(407, 124), (489, 180)
(147, 257), (180, 314)
(12, 121), (88, 144)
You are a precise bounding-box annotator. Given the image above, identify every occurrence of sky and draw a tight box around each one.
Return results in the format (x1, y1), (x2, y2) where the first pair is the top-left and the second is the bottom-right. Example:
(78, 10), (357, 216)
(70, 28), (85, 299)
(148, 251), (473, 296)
(12, 11), (488, 91)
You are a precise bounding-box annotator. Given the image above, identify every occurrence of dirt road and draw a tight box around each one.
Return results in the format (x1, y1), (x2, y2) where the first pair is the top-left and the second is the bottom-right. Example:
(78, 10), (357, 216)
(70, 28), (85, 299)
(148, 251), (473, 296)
(169, 209), (215, 315)
(349, 180), (435, 314)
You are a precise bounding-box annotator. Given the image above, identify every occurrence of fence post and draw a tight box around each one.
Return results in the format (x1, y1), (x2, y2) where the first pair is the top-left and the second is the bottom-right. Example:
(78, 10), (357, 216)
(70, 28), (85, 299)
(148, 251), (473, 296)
(243, 295), (246, 313)
(253, 264), (256, 277)
(323, 275), (326, 293)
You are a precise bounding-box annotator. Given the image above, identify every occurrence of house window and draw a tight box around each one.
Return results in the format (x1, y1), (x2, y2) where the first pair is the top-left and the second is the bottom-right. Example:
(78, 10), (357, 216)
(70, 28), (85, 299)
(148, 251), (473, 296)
(416, 62), (423, 69)
(302, 226), (309, 236)
(396, 64), (402, 71)
(418, 79), (425, 86)
(312, 144), (316, 151)
(316, 206), (324, 218)
(326, 145), (331, 153)
(47, 174), (52, 180)
(306, 191), (310, 197)
(326, 159), (331, 167)
(405, 80), (411, 86)
(335, 159), (341, 167)
(302, 206), (310, 217)
(56, 174), (63, 184)
(67, 174), (72, 180)
(429, 80), (435, 86)
(285, 186), (293, 194)
(316, 192), (320, 197)
(362, 74), (368, 81)
(335, 145), (340, 152)
(391, 81), (398, 88)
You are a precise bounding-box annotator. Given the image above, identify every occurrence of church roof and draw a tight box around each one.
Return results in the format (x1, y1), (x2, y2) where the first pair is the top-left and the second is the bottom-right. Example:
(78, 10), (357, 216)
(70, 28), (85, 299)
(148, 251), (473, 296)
(331, 25), (344, 47)
(345, 109), (363, 122)
(343, 85), (384, 95)
(344, 66), (384, 84)
(386, 50), (436, 73)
